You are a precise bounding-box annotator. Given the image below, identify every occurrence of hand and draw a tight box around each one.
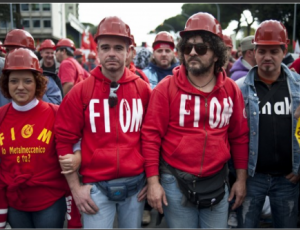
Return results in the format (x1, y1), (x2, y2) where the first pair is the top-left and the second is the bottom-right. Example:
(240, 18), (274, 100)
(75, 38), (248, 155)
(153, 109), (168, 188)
(290, 67), (296, 72)
(147, 176), (168, 214)
(228, 179), (246, 210)
(72, 184), (99, 214)
(59, 150), (82, 174)
(137, 184), (148, 202)
(286, 172), (300, 184)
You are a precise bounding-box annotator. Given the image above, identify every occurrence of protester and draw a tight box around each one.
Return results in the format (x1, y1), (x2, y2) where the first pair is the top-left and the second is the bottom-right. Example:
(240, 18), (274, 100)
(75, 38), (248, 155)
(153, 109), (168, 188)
(39, 39), (60, 74)
(0, 48), (68, 228)
(134, 47), (152, 70)
(54, 16), (152, 228)
(222, 34), (235, 76)
(126, 35), (149, 84)
(230, 35), (256, 81)
(143, 31), (179, 89)
(0, 29), (62, 105)
(84, 51), (97, 72)
(141, 12), (249, 228)
(55, 38), (89, 96)
(236, 20), (300, 228)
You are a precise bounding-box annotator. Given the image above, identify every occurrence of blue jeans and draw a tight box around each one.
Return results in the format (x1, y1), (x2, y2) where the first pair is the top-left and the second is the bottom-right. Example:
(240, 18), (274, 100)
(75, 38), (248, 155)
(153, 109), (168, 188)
(237, 172), (299, 228)
(83, 183), (145, 228)
(7, 196), (66, 228)
(161, 173), (229, 228)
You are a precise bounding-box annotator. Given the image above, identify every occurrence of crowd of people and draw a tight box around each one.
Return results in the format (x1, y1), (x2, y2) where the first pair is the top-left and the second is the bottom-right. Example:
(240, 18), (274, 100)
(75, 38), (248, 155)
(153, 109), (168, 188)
(0, 11), (300, 229)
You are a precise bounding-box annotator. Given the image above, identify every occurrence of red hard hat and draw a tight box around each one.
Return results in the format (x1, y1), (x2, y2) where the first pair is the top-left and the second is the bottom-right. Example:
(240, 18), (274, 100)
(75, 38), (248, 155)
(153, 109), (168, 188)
(74, 49), (84, 57)
(39, 39), (55, 51)
(56, 38), (76, 51)
(130, 35), (137, 47)
(223, 35), (233, 48)
(3, 29), (35, 50)
(94, 16), (131, 43)
(153, 31), (175, 48)
(3, 48), (43, 74)
(253, 20), (290, 45)
(180, 12), (223, 39)
(88, 51), (96, 59)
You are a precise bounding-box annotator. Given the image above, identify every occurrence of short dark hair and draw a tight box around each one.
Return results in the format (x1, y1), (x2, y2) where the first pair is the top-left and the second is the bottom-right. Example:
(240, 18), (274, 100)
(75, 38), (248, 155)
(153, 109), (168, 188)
(0, 71), (48, 99)
(176, 31), (227, 74)
(57, 47), (74, 57)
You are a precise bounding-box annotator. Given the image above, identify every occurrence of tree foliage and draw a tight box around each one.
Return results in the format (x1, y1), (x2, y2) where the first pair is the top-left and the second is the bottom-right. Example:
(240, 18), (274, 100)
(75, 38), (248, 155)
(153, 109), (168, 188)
(151, 3), (300, 41)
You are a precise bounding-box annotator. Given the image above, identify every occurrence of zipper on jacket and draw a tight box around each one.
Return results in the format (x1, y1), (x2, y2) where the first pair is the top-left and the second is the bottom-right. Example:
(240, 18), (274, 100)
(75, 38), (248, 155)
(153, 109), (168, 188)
(199, 98), (208, 176)
(115, 106), (120, 178)
(197, 86), (222, 177)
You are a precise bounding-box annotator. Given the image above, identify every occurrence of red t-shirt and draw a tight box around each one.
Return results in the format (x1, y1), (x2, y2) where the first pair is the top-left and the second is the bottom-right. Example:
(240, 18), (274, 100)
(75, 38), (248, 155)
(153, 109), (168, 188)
(0, 101), (68, 212)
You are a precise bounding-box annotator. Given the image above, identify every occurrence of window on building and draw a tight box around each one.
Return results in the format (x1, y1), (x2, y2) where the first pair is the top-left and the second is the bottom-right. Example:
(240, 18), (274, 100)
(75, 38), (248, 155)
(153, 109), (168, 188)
(32, 19), (40, 28)
(43, 19), (51, 28)
(31, 4), (40, 11)
(42, 4), (51, 11)
(22, 19), (30, 28)
(20, 4), (29, 11)
(0, 21), (7, 29)
(68, 6), (73, 10)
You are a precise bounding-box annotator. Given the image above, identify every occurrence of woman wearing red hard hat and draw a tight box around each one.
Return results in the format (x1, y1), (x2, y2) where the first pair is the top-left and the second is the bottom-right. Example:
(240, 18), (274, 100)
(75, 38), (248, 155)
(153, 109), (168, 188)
(0, 48), (70, 228)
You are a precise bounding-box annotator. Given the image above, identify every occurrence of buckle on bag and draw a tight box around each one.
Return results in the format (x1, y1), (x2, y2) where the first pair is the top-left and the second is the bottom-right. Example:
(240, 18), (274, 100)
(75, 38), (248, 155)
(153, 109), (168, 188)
(107, 185), (127, 201)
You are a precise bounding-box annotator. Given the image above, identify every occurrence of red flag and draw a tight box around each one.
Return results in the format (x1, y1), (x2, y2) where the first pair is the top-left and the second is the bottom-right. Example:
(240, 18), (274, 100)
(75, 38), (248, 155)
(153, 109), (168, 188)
(89, 32), (97, 54)
(81, 30), (90, 50)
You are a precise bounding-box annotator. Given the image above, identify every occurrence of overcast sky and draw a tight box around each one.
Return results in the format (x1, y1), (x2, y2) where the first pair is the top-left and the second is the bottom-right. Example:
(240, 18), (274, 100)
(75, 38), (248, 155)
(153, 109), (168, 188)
(78, 3), (184, 47)
(78, 3), (256, 48)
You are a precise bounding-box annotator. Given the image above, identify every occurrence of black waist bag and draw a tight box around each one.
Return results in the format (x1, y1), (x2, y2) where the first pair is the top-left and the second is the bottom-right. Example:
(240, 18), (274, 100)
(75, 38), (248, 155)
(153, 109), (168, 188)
(164, 161), (228, 209)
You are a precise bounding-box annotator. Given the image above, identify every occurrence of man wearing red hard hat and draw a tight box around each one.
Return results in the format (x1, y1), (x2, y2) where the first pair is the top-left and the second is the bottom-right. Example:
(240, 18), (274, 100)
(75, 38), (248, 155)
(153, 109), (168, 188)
(236, 20), (300, 228)
(55, 16), (151, 228)
(55, 38), (89, 96)
(141, 12), (249, 228)
(39, 39), (60, 74)
(143, 31), (179, 89)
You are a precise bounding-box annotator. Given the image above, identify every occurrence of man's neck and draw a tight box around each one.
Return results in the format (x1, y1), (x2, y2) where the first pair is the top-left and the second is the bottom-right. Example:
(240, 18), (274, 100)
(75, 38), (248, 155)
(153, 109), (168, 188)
(257, 69), (281, 82)
(102, 68), (125, 82)
(187, 70), (216, 93)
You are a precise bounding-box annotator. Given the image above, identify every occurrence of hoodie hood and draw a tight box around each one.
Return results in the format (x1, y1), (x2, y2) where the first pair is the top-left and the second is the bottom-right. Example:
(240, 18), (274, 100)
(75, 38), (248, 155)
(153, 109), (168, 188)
(90, 66), (140, 84)
(171, 64), (228, 95)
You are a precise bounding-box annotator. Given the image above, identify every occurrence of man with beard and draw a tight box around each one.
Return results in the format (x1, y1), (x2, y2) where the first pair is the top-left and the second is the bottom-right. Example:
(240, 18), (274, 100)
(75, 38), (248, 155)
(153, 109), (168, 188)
(143, 31), (179, 89)
(141, 12), (249, 228)
(236, 20), (300, 228)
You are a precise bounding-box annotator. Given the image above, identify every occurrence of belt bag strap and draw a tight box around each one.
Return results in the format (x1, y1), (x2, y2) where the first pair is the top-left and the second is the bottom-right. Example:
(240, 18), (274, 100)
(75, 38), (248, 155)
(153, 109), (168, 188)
(98, 173), (145, 201)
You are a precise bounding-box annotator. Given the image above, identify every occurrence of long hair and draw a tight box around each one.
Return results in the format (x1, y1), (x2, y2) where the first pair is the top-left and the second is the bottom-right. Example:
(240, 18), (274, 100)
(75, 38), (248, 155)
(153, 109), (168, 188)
(177, 31), (227, 74)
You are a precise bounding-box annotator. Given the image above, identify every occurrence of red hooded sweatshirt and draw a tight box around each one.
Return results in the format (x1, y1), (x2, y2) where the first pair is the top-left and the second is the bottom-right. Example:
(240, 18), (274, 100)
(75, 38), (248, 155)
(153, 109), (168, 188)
(141, 65), (249, 178)
(55, 67), (152, 183)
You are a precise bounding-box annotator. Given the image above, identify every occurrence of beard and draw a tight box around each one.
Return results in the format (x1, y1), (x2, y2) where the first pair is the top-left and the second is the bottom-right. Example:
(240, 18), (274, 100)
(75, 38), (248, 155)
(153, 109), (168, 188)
(185, 56), (214, 76)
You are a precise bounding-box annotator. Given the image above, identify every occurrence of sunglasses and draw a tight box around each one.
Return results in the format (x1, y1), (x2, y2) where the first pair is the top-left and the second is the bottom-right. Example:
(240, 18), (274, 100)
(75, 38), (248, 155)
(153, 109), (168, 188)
(183, 43), (211, 55)
(109, 82), (120, 108)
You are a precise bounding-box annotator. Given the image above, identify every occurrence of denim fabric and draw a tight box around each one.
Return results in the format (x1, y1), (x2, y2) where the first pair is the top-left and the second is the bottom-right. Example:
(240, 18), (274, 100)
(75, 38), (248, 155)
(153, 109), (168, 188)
(7, 196), (66, 228)
(83, 183), (145, 228)
(160, 173), (229, 228)
(237, 173), (299, 228)
(237, 64), (300, 177)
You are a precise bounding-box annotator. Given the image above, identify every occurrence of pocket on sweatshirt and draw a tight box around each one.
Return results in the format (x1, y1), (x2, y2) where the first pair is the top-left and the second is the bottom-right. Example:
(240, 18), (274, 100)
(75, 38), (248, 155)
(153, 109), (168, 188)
(118, 147), (145, 175)
(89, 148), (117, 170)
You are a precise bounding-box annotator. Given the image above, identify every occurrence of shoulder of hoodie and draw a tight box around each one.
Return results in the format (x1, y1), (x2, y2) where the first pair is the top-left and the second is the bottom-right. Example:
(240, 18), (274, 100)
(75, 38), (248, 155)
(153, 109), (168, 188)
(222, 75), (243, 96)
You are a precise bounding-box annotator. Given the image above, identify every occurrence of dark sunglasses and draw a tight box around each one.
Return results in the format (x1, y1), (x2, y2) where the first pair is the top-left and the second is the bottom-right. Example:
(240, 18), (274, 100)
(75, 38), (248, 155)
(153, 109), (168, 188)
(109, 82), (120, 108)
(183, 43), (211, 55)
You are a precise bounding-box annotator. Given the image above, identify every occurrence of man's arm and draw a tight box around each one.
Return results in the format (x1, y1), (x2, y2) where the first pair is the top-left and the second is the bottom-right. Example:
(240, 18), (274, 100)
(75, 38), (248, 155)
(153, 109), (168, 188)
(42, 76), (62, 105)
(228, 169), (247, 210)
(62, 82), (74, 96)
(63, 171), (99, 214)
